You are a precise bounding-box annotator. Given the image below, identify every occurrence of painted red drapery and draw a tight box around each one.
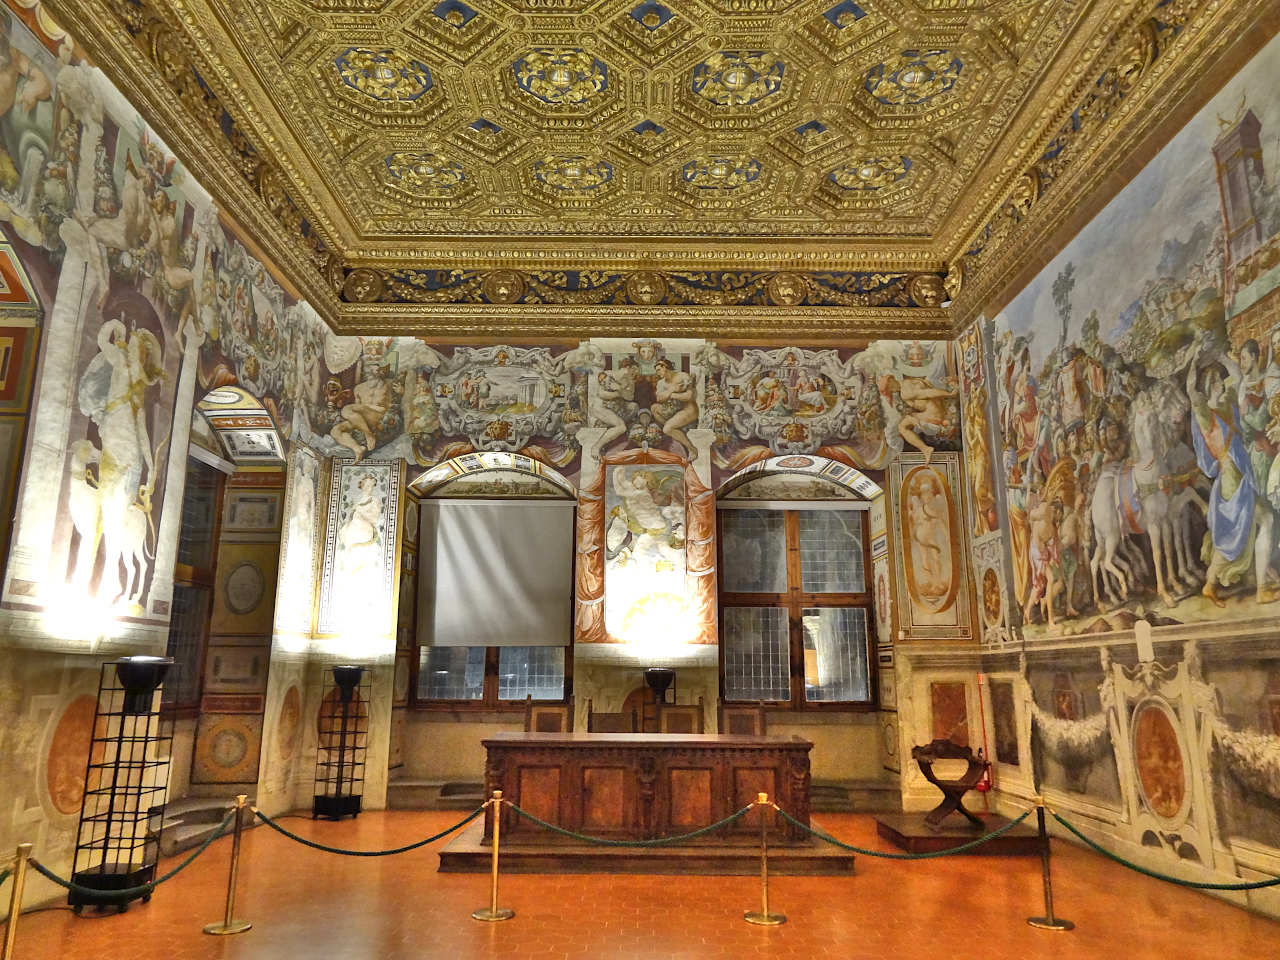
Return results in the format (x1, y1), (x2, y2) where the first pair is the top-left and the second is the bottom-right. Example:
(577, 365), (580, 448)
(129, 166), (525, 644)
(575, 448), (716, 645)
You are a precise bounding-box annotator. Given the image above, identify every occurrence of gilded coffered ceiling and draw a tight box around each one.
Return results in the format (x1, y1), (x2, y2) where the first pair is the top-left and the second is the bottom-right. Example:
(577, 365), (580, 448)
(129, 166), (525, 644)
(41, 0), (1276, 333)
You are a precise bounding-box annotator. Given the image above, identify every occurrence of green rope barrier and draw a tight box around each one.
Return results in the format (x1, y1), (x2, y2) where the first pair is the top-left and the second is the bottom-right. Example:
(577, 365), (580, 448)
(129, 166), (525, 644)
(253, 805), (485, 856)
(0, 866), (9, 887)
(773, 805), (1034, 860)
(506, 802), (753, 847)
(29, 807), (236, 904)
(1052, 811), (1280, 891)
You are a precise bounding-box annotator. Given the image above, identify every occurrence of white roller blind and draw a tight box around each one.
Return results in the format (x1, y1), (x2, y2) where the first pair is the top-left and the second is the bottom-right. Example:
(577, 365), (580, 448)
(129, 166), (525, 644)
(418, 499), (574, 647)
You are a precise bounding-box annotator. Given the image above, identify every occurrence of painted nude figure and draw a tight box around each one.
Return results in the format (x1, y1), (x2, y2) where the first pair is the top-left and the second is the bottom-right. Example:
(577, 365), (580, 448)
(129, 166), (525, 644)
(331, 364), (397, 462)
(592, 357), (638, 457)
(897, 374), (959, 464)
(1023, 493), (1064, 626)
(651, 357), (697, 458)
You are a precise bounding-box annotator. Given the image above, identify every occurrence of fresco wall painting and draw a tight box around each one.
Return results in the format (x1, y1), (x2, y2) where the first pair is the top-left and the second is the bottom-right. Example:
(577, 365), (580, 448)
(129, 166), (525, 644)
(0, 11), (214, 645)
(989, 678), (1021, 767)
(192, 712), (263, 784)
(930, 681), (970, 747)
(957, 321), (1015, 648)
(577, 449), (715, 648)
(968, 32), (1280, 898)
(888, 452), (974, 641)
(273, 443), (323, 639)
(700, 340), (962, 478)
(316, 457), (405, 652)
(994, 38), (1280, 639)
(0, 240), (40, 576)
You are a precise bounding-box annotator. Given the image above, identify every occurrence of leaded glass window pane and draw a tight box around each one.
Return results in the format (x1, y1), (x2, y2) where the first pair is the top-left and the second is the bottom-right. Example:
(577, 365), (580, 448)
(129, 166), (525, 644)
(162, 585), (210, 706)
(498, 646), (565, 700)
(177, 459), (221, 569)
(798, 511), (865, 593)
(720, 510), (787, 593)
(419, 646), (485, 700)
(801, 607), (870, 702)
(722, 606), (790, 701)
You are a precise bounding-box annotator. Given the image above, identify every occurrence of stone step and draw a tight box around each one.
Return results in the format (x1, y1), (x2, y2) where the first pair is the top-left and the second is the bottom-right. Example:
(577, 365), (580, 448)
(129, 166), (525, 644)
(165, 796), (241, 824)
(158, 797), (257, 857)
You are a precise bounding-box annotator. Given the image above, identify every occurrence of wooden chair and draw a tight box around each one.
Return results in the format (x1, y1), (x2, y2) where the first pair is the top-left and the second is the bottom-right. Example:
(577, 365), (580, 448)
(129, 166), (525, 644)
(586, 698), (637, 733)
(718, 702), (767, 736)
(525, 695), (574, 733)
(658, 697), (705, 734)
(910, 738), (990, 829)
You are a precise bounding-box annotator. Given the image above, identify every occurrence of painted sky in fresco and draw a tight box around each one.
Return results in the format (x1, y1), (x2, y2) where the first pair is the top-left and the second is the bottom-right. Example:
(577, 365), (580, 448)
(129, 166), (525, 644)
(999, 35), (1280, 366)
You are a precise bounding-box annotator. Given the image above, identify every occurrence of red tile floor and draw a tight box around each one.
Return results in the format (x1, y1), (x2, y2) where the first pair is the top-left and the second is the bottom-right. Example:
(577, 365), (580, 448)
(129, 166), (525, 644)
(8, 810), (1278, 959)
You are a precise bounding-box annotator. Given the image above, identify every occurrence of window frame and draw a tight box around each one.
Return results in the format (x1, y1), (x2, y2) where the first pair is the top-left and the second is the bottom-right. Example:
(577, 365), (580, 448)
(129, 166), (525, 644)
(161, 457), (226, 717)
(412, 644), (575, 712)
(409, 495), (576, 713)
(717, 506), (878, 712)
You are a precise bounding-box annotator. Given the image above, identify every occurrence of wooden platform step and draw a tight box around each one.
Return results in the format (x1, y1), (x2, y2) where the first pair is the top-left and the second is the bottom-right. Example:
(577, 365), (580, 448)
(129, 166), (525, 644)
(386, 778), (485, 811)
(438, 819), (854, 876)
(873, 812), (1039, 856)
(811, 779), (901, 813)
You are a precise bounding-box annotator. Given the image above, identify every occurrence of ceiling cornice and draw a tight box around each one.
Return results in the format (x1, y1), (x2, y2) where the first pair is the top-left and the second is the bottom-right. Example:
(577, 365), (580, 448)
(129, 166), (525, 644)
(329, 301), (953, 339)
(933, 0), (1147, 256)
(949, 0), (1280, 330)
(45, 0), (346, 318)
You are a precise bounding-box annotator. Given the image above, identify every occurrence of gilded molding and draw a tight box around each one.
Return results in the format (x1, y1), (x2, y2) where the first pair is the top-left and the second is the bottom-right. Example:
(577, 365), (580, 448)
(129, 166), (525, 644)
(329, 303), (954, 340)
(43, 0), (341, 316)
(333, 267), (947, 310)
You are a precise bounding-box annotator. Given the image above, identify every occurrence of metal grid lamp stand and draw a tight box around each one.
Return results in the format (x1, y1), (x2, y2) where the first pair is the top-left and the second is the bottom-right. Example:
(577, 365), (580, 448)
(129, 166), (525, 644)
(69, 657), (174, 913)
(313, 664), (369, 820)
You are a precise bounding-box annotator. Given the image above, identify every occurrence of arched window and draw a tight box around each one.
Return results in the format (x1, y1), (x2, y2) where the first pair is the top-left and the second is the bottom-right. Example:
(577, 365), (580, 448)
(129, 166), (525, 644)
(716, 457), (881, 710)
(408, 454), (576, 708)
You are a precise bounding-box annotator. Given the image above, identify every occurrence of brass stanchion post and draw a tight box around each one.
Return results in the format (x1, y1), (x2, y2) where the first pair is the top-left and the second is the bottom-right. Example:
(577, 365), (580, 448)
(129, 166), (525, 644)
(744, 793), (785, 926)
(472, 791), (514, 922)
(1027, 799), (1073, 931)
(204, 795), (252, 936)
(2, 844), (33, 960)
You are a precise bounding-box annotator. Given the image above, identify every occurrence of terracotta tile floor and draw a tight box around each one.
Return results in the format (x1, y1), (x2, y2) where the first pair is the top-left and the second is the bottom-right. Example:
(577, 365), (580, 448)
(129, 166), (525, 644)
(10, 810), (1278, 959)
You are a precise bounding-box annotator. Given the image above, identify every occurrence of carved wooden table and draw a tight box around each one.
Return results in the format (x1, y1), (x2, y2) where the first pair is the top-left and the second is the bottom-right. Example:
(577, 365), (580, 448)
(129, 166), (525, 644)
(480, 731), (813, 844)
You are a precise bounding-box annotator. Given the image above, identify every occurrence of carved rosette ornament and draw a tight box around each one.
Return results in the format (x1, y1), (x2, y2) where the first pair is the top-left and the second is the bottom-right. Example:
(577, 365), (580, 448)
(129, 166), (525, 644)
(829, 156), (912, 191)
(334, 48), (434, 103)
(766, 272), (808, 306)
(534, 155), (613, 193)
(865, 49), (963, 106)
(342, 268), (385, 303)
(691, 51), (785, 108)
(626, 271), (668, 304)
(681, 154), (762, 191)
(483, 270), (527, 303)
(907, 274), (945, 308)
(383, 152), (465, 197)
(512, 48), (608, 107)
